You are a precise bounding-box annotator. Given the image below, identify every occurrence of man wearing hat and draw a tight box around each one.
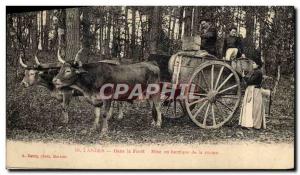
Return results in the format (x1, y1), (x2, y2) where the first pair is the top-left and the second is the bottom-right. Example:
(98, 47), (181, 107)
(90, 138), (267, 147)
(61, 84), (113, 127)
(199, 19), (217, 55)
(222, 26), (246, 60)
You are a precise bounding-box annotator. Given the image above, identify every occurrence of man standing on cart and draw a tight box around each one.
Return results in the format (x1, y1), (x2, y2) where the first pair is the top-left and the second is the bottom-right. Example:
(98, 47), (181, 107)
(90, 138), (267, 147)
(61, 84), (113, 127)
(199, 19), (217, 56)
(222, 26), (246, 61)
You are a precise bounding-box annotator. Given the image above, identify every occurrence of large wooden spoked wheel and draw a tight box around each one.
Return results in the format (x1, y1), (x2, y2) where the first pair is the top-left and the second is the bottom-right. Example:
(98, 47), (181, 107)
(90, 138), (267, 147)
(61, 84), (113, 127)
(185, 61), (241, 129)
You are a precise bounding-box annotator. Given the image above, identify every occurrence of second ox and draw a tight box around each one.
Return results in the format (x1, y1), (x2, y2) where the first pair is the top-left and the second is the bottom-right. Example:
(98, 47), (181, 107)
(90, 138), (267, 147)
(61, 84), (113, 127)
(20, 52), (125, 126)
(52, 49), (162, 135)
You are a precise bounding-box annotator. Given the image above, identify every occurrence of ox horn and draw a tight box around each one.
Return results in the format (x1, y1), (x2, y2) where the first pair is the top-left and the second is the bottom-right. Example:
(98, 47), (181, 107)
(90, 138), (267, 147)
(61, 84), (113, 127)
(19, 55), (28, 68)
(34, 55), (41, 65)
(74, 48), (83, 67)
(74, 48), (84, 62)
(57, 48), (66, 64)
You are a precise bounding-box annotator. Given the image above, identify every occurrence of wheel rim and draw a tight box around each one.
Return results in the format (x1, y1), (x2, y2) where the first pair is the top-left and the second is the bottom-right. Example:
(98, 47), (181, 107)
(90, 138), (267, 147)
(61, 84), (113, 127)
(185, 61), (241, 129)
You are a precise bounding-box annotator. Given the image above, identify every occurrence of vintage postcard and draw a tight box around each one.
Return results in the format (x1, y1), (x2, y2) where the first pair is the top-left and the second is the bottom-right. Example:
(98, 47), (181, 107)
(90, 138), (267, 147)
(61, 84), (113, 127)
(6, 6), (295, 169)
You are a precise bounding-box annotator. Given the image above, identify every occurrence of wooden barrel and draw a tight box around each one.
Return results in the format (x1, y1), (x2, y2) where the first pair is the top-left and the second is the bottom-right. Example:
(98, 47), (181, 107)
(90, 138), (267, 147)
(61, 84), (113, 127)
(169, 52), (217, 84)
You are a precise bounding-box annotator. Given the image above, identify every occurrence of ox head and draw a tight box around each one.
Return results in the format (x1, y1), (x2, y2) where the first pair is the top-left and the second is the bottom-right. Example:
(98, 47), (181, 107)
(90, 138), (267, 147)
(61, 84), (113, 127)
(53, 48), (87, 88)
(19, 54), (61, 87)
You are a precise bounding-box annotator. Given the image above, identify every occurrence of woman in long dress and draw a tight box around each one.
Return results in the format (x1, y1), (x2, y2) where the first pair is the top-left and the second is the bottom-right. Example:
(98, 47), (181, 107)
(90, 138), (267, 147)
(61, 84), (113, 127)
(239, 62), (266, 129)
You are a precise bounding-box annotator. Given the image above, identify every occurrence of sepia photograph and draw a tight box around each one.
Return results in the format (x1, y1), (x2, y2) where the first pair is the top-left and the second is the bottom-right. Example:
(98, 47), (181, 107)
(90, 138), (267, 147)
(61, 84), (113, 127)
(6, 6), (295, 169)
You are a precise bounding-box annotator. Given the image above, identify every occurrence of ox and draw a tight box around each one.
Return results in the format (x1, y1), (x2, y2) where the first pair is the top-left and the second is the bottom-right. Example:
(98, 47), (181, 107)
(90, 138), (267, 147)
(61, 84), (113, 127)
(20, 54), (124, 125)
(53, 49), (162, 135)
(19, 55), (80, 124)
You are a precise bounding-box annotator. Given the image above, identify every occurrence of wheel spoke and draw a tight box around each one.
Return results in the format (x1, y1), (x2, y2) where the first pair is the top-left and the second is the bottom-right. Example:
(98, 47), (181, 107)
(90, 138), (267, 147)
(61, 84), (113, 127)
(165, 100), (172, 113)
(173, 100), (177, 117)
(216, 73), (233, 91)
(196, 75), (208, 93)
(218, 84), (238, 94)
(200, 70), (209, 91)
(219, 95), (239, 99)
(192, 92), (207, 96)
(187, 92), (207, 100)
(214, 66), (224, 90)
(211, 104), (216, 126)
(211, 65), (214, 90)
(216, 100), (234, 112)
(188, 97), (207, 107)
(192, 100), (208, 118)
(192, 74), (208, 93)
(161, 95), (170, 103)
(196, 83), (208, 93)
(203, 103), (211, 126)
(213, 102), (227, 120)
(179, 101), (185, 111)
(190, 81), (208, 93)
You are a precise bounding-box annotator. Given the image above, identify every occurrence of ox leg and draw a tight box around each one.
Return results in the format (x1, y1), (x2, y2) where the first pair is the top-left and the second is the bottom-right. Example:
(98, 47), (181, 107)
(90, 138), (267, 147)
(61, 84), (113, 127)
(116, 102), (125, 120)
(100, 100), (111, 135)
(148, 100), (156, 126)
(91, 107), (101, 131)
(151, 95), (162, 128)
(107, 102), (114, 120)
(62, 93), (71, 124)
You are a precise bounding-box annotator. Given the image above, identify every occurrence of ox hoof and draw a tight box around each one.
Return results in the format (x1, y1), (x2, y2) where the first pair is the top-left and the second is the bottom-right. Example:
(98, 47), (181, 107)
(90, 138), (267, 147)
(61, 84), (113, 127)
(80, 129), (88, 135)
(116, 113), (124, 120)
(90, 127), (96, 132)
(151, 120), (161, 128)
(155, 123), (162, 128)
(99, 131), (108, 138)
(90, 125), (99, 132)
(62, 119), (69, 124)
(151, 120), (156, 126)
(101, 128), (108, 133)
(107, 113), (112, 120)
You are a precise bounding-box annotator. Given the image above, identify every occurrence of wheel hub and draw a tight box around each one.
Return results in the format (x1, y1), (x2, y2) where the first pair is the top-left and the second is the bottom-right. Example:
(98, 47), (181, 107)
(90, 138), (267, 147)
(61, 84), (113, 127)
(207, 90), (218, 103)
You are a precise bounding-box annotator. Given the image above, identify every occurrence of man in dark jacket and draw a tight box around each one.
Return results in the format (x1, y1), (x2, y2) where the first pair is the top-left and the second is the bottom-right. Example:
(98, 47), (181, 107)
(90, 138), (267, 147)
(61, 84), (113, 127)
(223, 26), (245, 60)
(200, 19), (217, 55)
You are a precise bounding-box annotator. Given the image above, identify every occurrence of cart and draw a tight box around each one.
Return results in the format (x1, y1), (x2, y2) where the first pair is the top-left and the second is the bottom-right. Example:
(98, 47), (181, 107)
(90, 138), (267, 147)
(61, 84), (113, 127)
(161, 50), (256, 129)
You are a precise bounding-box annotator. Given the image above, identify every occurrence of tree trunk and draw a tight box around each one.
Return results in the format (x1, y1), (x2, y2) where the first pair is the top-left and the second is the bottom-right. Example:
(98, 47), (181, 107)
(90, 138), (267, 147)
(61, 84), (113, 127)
(184, 7), (193, 37)
(57, 9), (66, 50)
(7, 15), (13, 50)
(82, 7), (92, 52)
(192, 7), (200, 35)
(30, 12), (38, 52)
(112, 11), (121, 59)
(105, 12), (111, 58)
(116, 14), (121, 59)
(149, 6), (162, 54)
(98, 7), (104, 55)
(178, 7), (184, 39)
(65, 8), (80, 61)
(39, 11), (43, 50)
(259, 9), (267, 75)
(124, 7), (130, 58)
(99, 26), (103, 55)
(43, 11), (50, 50)
(140, 11), (145, 60)
(170, 12), (176, 41)
(244, 7), (255, 56)
(170, 10), (176, 54)
(167, 7), (172, 38)
(131, 7), (136, 59)
(16, 16), (25, 67)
